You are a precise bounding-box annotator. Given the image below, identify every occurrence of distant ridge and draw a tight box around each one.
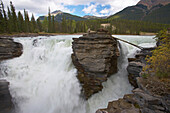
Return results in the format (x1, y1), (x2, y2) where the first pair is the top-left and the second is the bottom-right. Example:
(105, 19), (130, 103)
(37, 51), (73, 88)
(39, 10), (87, 22)
(137, 0), (170, 9)
(39, 10), (108, 22)
(108, 0), (170, 24)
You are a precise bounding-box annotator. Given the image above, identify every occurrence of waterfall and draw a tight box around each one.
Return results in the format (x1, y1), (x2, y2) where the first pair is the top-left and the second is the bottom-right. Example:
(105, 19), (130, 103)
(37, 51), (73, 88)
(0, 35), (156, 113)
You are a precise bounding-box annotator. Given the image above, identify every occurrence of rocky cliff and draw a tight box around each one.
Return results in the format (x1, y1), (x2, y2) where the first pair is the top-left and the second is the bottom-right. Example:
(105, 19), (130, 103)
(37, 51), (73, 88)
(0, 38), (23, 113)
(72, 30), (119, 99)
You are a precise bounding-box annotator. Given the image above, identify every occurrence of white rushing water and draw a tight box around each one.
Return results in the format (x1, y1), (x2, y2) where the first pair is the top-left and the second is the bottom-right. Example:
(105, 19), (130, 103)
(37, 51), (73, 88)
(0, 35), (156, 113)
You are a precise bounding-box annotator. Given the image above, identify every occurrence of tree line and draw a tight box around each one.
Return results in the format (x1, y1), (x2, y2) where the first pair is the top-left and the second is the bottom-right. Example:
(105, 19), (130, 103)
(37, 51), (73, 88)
(0, 1), (170, 34)
(0, 1), (41, 33)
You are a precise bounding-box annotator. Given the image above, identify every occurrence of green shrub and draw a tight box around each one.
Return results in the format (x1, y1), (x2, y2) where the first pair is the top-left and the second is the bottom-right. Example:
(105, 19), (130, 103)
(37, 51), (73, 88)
(143, 29), (170, 78)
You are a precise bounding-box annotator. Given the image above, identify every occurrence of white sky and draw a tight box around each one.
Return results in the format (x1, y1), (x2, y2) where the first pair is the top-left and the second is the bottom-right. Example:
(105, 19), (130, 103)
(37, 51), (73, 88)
(3, 0), (140, 18)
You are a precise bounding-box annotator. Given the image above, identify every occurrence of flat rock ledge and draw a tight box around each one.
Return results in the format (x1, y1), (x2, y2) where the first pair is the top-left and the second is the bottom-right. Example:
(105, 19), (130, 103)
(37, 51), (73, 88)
(0, 38), (23, 113)
(72, 30), (119, 99)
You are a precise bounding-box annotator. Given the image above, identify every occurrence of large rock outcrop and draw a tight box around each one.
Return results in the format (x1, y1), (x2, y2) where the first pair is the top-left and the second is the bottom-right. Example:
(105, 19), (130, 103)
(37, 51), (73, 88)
(0, 38), (23, 113)
(0, 38), (23, 61)
(72, 30), (119, 99)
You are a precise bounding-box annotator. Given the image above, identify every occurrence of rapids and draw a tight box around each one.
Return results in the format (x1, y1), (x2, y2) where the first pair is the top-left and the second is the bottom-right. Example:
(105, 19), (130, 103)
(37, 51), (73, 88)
(0, 35), (156, 113)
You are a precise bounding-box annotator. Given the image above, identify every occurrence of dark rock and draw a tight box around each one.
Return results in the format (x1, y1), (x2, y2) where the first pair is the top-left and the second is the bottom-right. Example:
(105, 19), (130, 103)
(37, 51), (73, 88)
(127, 47), (155, 88)
(0, 38), (23, 61)
(72, 31), (119, 99)
(96, 98), (140, 113)
(0, 80), (13, 113)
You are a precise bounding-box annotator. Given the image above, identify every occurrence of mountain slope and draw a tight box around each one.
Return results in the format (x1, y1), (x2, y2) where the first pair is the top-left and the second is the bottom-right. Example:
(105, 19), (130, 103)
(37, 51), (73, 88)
(143, 4), (170, 24)
(108, 4), (146, 20)
(39, 10), (87, 22)
(108, 0), (170, 24)
(138, 0), (170, 9)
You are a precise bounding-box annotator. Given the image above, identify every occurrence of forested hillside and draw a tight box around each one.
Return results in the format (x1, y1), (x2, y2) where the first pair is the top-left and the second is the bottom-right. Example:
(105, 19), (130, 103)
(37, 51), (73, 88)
(108, 3), (170, 24)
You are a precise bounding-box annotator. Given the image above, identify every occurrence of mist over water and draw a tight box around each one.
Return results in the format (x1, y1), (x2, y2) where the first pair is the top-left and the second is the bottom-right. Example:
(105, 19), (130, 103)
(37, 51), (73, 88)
(0, 35), (156, 113)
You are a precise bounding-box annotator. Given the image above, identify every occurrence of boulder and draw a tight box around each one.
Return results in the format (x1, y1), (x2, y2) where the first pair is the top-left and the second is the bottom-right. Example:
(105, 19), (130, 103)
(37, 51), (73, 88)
(72, 30), (119, 99)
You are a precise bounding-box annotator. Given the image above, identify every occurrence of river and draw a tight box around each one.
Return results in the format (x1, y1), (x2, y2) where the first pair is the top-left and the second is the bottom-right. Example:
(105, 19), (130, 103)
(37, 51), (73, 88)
(0, 35), (156, 113)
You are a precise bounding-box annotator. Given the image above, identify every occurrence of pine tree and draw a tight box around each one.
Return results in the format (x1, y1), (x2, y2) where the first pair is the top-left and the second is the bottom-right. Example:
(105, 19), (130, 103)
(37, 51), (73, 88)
(42, 17), (48, 32)
(48, 7), (52, 33)
(24, 9), (30, 32)
(61, 16), (66, 32)
(7, 6), (12, 33)
(10, 1), (18, 32)
(18, 11), (24, 32)
(0, 1), (4, 33)
(1, 0), (8, 33)
(52, 15), (55, 32)
(31, 14), (37, 32)
(37, 18), (42, 32)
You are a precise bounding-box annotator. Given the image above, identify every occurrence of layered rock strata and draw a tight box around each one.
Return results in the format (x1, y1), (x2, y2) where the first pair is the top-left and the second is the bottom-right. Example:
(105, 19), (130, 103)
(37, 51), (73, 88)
(127, 48), (155, 88)
(0, 38), (23, 113)
(72, 30), (119, 99)
(0, 38), (23, 61)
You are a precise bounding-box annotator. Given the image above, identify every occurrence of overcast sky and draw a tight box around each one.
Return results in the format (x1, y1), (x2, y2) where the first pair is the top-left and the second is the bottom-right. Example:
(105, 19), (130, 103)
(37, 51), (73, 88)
(3, 0), (140, 18)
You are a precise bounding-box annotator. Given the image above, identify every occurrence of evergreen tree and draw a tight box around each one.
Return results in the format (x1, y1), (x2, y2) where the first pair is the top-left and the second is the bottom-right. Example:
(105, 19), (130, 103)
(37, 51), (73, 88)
(7, 6), (12, 33)
(31, 14), (37, 32)
(10, 1), (18, 32)
(42, 17), (48, 32)
(37, 18), (42, 32)
(1, 0), (8, 33)
(52, 15), (55, 32)
(18, 11), (24, 32)
(48, 7), (52, 33)
(61, 16), (66, 32)
(0, 1), (4, 33)
(24, 9), (30, 32)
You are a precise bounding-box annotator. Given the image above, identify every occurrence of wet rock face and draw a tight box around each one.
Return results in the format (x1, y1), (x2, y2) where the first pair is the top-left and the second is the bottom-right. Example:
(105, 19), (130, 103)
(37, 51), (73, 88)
(72, 31), (119, 99)
(127, 48), (155, 88)
(0, 38), (23, 61)
(0, 80), (13, 113)
(0, 38), (23, 113)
